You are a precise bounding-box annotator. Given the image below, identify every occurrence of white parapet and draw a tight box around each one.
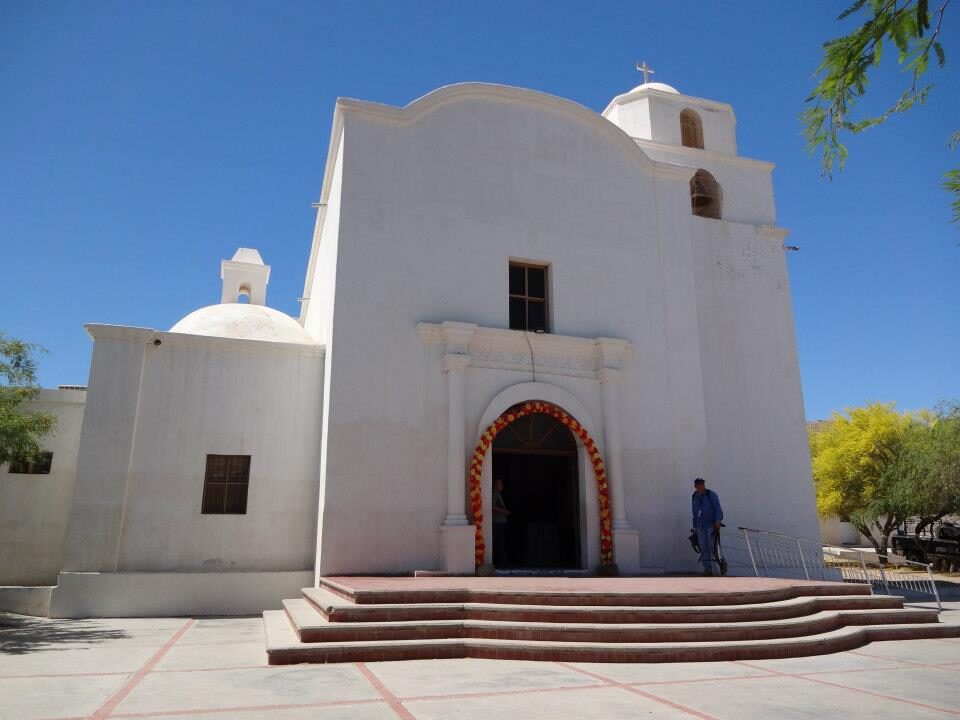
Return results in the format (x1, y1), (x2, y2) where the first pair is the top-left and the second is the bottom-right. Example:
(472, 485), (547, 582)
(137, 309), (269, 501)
(48, 571), (314, 618)
(0, 586), (55, 617)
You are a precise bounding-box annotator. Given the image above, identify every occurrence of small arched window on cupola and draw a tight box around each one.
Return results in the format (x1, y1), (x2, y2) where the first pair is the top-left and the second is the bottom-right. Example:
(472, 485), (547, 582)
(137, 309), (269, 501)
(680, 109), (704, 149)
(690, 169), (722, 219)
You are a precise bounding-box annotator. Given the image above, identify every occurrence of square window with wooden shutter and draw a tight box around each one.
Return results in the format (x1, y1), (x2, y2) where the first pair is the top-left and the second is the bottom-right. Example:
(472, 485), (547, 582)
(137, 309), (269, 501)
(201, 454), (250, 514)
(508, 261), (550, 333)
(7, 451), (53, 475)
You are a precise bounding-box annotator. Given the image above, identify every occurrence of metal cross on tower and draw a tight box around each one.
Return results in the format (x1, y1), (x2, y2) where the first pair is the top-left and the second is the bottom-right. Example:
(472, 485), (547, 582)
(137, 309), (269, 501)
(635, 61), (655, 84)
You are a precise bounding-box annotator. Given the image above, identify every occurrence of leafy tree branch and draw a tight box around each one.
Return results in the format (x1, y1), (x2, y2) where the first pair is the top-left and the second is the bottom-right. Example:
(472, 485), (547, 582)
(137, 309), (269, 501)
(0, 333), (56, 465)
(803, 0), (958, 223)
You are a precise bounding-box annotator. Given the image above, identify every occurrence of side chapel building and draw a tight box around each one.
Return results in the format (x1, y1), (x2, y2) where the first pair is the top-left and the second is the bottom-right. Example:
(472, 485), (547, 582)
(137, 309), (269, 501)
(0, 79), (820, 616)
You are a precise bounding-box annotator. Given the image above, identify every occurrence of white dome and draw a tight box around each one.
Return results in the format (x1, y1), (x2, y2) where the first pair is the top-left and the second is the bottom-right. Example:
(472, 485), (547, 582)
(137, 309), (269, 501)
(170, 304), (314, 345)
(629, 82), (680, 95)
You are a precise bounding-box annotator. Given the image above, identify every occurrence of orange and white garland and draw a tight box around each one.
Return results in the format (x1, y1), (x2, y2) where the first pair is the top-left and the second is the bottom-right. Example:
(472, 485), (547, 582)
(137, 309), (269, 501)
(467, 401), (614, 568)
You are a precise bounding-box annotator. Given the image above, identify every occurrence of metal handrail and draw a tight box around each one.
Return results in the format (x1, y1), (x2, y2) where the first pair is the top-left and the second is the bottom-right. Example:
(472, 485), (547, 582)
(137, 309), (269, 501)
(737, 526), (825, 546)
(721, 526), (942, 611)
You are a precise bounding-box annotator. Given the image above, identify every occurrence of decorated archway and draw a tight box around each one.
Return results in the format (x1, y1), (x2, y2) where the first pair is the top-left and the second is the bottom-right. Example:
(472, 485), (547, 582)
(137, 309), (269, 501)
(468, 400), (614, 568)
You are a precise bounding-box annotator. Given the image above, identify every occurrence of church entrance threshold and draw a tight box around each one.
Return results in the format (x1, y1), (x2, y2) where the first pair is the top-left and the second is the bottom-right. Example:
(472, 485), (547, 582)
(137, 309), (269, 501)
(491, 411), (581, 570)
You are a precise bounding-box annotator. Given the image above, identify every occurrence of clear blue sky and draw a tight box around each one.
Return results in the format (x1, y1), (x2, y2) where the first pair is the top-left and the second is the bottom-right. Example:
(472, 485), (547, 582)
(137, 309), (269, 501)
(1, 1), (957, 420)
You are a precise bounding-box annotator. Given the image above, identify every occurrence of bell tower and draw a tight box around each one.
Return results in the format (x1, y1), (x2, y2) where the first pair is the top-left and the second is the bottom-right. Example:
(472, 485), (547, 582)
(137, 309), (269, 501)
(602, 77), (738, 156)
(220, 247), (270, 305)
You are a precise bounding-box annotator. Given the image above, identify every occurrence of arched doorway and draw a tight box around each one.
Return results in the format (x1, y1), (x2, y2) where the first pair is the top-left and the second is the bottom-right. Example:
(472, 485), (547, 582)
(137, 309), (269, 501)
(468, 400), (614, 570)
(492, 408), (580, 568)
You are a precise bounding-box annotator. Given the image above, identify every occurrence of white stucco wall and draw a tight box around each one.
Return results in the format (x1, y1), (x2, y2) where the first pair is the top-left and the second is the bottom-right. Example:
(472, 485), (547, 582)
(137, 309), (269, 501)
(689, 220), (820, 543)
(305, 83), (805, 573)
(300, 134), (345, 578)
(40, 80), (818, 603)
(307, 88), (657, 574)
(61, 326), (324, 574)
(820, 517), (863, 546)
(0, 388), (86, 585)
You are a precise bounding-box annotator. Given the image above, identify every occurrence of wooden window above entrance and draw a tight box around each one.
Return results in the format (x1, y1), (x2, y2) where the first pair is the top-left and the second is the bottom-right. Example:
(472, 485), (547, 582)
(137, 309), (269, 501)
(508, 262), (549, 333)
(201, 454), (250, 514)
(493, 407), (576, 453)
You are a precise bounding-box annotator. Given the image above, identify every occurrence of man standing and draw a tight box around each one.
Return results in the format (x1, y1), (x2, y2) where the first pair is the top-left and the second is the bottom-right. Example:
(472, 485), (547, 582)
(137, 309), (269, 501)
(691, 477), (723, 576)
(492, 478), (511, 567)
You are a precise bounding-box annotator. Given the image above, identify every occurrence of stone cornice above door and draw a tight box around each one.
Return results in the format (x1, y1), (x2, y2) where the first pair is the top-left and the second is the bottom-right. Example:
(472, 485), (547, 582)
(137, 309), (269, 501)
(417, 322), (631, 380)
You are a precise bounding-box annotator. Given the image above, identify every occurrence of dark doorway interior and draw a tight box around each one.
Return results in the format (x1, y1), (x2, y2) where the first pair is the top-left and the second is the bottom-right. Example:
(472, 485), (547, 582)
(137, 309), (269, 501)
(491, 409), (581, 569)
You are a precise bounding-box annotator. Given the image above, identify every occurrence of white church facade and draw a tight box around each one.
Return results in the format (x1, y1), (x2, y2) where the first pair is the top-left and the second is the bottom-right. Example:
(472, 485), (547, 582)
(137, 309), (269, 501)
(1, 79), (820, 617)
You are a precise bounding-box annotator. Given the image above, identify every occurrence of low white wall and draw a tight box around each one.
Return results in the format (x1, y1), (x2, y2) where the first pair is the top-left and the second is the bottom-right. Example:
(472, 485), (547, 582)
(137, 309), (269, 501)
(0, 389), (86, 585)
(48, 571), (313, 618)
(820, 517), (863, 546)
(0, 586), (54, 616)
(62, 327), (324, 575)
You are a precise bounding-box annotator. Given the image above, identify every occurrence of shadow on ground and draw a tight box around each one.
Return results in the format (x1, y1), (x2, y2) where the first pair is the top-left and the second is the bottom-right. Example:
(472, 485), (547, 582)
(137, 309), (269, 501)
(935, 580), (960, 600)
(0, 614), (130, 654)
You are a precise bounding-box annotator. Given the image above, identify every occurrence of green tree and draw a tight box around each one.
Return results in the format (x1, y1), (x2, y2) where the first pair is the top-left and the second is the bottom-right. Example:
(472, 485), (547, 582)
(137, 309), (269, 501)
(904, 402), (960, 536)
(809, 402), (919, 557)
(802, 0), (958, 223)
(0, 334), (56, 465)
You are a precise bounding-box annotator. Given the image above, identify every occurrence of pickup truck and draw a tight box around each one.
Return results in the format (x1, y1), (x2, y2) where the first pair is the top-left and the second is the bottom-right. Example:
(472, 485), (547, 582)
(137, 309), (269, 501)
(891, 525), (960, 564)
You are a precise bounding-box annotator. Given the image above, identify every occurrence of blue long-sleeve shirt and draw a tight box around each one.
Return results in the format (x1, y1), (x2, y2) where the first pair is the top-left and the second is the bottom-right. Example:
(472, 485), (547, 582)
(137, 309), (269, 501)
(692, 489), (723, 528)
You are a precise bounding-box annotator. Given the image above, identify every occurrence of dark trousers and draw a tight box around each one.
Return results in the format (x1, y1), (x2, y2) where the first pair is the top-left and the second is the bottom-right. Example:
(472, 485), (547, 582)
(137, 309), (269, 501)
(493, 523), (509, 567)
(696, 526), (717, 572)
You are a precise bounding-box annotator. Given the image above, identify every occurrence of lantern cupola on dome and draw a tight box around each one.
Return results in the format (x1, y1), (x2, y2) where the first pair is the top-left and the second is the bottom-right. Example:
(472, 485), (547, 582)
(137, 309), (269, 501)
(603, 63), (738, 155)
(169, 248), (314, 345)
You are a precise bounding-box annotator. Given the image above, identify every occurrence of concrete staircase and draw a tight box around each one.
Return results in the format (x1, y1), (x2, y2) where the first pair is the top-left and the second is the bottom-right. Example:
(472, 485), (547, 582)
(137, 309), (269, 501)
(264, 577), (960, 664)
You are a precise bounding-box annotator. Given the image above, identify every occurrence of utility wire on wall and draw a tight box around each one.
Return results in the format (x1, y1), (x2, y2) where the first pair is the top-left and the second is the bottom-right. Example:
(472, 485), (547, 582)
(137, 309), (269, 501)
(524, 328), (545, 382)
(524, 330), (536, 383)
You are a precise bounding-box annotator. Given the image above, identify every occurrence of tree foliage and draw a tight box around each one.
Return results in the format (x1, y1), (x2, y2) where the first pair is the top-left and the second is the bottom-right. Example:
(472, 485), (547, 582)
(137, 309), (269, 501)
(810, 402), (914, 555)
(906, 402), (960, 535)
(802, 0), (958, 223)
(810, 401), (960, 556)
(0, 333), (56, 465)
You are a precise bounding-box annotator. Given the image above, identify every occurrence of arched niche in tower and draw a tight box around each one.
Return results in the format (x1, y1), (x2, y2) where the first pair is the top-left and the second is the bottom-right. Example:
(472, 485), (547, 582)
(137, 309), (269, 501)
(690, 169), (722, 219)
(680, 109), (704, 150)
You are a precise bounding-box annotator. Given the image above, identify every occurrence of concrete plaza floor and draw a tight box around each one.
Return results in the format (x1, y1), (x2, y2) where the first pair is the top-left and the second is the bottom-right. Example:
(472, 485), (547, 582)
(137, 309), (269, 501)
(0, 602), (957, 720)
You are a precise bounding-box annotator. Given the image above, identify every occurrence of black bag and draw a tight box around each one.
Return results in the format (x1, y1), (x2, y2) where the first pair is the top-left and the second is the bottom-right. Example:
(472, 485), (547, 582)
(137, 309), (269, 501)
(712, 529), (729, 575)
(688, 529), (701, 554)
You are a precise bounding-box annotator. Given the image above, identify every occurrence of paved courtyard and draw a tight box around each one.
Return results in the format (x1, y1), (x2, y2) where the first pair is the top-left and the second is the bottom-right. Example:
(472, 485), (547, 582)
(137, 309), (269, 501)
(0, 602), (957, 720)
